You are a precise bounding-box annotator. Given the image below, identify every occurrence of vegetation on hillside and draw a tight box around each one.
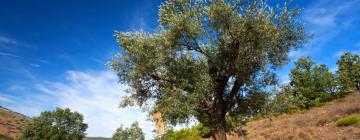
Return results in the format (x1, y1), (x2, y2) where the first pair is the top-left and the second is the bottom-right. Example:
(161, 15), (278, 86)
(289, 57), (337, 107)
(239, 90), (360, 140)
(19, 108), (88, 140)
(337, 52), (360, 90)
(0, 107), (29, 140)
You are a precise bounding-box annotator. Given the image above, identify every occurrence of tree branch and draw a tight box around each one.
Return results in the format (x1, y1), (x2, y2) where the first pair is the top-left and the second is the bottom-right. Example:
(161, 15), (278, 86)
(225, 77), (242, 111)
(179, 41), (213, 62)
(202, 98), (213, 112)
(150, 73), (173, 83)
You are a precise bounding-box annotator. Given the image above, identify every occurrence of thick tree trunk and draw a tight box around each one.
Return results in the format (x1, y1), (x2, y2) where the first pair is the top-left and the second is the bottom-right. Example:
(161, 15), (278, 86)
(213, 118), (226, 140)
(210, 74), (229, 140)
(212, 94), (227, 140)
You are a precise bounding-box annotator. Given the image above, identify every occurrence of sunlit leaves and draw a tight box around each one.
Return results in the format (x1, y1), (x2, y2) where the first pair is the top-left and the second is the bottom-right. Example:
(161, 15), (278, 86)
(110, 0), (308, 134)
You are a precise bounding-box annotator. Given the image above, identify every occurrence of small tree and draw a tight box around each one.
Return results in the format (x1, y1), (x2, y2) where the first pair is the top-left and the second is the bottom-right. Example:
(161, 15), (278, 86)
(289, 56), (336, 108)
(266, 86), (299, 116)
(110, 0), (308, 139)
(20, 108), (88, 140)
(112, 121), (145, 140)
(336, 52), (360, 90)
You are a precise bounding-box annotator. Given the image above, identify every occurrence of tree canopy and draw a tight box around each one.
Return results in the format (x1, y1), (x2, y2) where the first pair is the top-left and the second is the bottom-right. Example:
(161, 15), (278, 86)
(110, 0), (308, 139)
(289, 56), (336, 108)
(112, 121), (145, 140)
(20, 108), (88, 140)
(336, 52), (360, 90)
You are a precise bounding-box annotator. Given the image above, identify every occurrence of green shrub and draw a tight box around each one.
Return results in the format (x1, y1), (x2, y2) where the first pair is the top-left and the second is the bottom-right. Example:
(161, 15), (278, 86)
(336, 114), (360, 126)
(158, 128), (202, 140)
(156, 123), (213, 140)
(265, 87), (299, 116)
(193, 123), (212, 138)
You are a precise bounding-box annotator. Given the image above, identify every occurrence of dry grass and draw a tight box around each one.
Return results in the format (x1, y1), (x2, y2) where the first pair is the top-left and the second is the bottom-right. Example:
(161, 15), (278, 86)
(232, 91), (360, 140)
(0, 107), (29, 139)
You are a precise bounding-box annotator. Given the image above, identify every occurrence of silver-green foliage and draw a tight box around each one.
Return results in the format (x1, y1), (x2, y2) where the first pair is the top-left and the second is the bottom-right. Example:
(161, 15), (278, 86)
(110, 0), (308, 137)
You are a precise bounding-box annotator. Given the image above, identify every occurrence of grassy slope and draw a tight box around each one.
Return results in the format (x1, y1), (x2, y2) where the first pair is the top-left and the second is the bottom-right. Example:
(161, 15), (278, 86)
(0, 107), (29, 139)
(228, 90), (360, 140)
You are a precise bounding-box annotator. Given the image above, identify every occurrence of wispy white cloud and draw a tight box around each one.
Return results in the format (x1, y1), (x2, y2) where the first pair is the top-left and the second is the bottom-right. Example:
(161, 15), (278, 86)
(35, 59), (50, 64)
(303, 0), (353, 27)
(32, 70), (155, 138)
(0, 34), (53, 83)
(9, 84), (27, 91)
(0, 35), (19, 46)
(29, 63), (41, 68)
(125, 1), (158, 32)
(333, 45), (360, 58)
(293, 0), (360, 60)
(1, 86), (57, 117)
(0, 94), (15, 103)
(0, 34), (35, 49)
(0, 52), (21, 58)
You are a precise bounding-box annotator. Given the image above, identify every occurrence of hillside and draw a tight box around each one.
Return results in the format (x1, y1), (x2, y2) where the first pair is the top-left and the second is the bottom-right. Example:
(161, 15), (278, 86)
(1, 92), (359, 140)
(0, 107), (111, 140)
(0, 106), (30, 139)
(225, 91), (360, 140)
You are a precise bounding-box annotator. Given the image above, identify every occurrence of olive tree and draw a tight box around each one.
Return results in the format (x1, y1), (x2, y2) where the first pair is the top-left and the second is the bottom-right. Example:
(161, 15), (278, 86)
(110, 0), (307, 139)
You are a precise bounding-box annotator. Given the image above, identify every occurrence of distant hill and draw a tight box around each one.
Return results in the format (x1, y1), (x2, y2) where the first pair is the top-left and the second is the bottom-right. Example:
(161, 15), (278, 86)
(0, 107), (112, 140)
(0, 106), (30, 139)
(220, 90), (360, 140)
(84, 137), (111, 140)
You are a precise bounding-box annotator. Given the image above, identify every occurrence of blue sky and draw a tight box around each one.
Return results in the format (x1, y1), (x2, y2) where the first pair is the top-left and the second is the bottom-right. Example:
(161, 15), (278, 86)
(0, 0), (359, 139)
